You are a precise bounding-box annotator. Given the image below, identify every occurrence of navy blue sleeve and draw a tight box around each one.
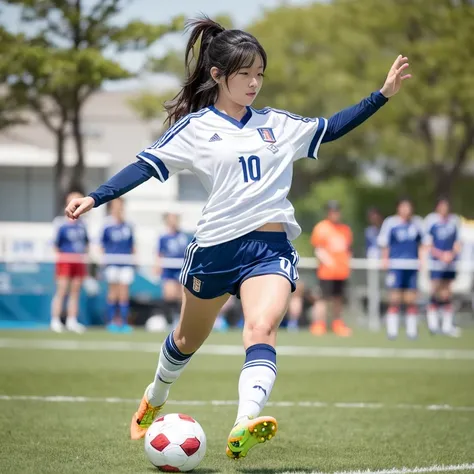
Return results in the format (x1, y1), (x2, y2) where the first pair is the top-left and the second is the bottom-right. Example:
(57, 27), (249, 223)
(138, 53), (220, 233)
(322, 91), (388, 143)
(89, 160), (157, 208)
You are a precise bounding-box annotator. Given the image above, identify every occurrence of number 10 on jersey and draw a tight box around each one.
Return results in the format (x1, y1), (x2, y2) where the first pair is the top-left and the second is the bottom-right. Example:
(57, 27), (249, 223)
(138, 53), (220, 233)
(239, 155), (261, 182)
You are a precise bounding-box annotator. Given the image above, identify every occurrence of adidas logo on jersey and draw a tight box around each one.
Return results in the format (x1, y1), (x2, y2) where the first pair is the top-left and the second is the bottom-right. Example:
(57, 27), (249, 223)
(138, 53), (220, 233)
(209, 133), (222, 142)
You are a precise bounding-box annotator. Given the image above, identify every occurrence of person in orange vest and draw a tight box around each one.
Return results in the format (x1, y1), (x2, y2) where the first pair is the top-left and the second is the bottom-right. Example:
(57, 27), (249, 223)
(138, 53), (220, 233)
(310, 201), (353, 336)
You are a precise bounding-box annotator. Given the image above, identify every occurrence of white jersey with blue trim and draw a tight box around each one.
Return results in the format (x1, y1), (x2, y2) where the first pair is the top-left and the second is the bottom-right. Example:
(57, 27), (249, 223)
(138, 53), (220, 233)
(137, 106), (328, 247)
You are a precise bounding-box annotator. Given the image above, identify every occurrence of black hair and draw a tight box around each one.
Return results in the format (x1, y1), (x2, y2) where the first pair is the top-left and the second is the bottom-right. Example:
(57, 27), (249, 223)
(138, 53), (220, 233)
(435, 196), (450, 208)
(367, 206), (382, 216)
(396, 196), (413, 208)
(164, 16), (267, 126)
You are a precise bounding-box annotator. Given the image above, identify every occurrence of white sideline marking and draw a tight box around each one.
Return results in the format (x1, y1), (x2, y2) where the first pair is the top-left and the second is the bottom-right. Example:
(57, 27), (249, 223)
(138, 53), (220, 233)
(0, 338), (473, 360)
(281, 464), (474, 474)
(0, 395), (473, 413)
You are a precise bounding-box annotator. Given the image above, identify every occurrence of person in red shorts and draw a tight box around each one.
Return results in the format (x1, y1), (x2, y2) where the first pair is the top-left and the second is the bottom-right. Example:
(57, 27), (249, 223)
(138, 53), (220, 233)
(51, 191), (89, 333)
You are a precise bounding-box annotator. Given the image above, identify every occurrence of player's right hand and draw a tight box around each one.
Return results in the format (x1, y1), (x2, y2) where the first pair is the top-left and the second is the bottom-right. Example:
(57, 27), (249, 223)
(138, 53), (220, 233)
(65, 196), (95, 221)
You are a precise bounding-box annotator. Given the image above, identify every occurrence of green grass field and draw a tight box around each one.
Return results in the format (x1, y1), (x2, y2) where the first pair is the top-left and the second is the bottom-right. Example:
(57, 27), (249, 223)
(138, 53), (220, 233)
(0, 329), (473, 474)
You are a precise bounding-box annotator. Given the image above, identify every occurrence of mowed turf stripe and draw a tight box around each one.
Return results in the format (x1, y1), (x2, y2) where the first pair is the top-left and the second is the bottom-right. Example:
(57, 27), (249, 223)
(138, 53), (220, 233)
(281, 463), (474, 474)
(0, 338), (473, 360)
(1, 395), (474, 412)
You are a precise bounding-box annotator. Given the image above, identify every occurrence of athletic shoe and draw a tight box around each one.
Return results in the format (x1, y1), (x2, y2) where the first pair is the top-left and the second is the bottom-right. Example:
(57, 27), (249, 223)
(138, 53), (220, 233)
(310, 321), (327, 336)
(50, 319), (64, 333)
(65, 319), (86, 334)
(130, 383), (165, 440)
(226, 416), (277, 459)
(332, 319), (352, 337)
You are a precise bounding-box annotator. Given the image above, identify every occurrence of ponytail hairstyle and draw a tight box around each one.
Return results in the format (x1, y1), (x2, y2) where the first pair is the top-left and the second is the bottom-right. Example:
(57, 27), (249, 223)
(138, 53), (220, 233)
(164, 15), (267, 126)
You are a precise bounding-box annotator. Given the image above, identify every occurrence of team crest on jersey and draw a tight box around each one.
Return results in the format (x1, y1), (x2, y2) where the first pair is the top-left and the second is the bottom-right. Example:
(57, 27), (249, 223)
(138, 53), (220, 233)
(257, 128), (276, 143)
(192, 276), (202, 293)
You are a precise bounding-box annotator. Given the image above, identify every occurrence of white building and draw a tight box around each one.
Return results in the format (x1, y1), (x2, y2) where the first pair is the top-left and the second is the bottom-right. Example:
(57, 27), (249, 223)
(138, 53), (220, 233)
(0, 88), (207, 264)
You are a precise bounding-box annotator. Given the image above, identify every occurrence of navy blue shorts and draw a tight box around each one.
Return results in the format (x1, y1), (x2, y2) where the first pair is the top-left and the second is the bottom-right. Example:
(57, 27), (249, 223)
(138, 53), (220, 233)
(431, 270), (456, 281)
(179, 231), (299, 299)
(162, 269), (181, 281)
(386, 269), (418, 290)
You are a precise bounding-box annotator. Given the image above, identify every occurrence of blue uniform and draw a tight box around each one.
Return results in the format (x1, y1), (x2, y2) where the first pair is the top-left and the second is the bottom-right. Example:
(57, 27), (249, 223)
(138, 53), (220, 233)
(424, 213), (460, 280)
(158, 231), (191, 281)
(377, 215), (424, 290)
(53, 217), (88, 254)
(180, 231), (299, 299)
(101, 218), (134, 267)
(365, 225), (381, 258)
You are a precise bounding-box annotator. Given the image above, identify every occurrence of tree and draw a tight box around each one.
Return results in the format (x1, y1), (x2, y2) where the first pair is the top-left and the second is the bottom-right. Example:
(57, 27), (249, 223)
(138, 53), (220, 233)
(1, 0), (183, 211)
(251, 0), (474, 200)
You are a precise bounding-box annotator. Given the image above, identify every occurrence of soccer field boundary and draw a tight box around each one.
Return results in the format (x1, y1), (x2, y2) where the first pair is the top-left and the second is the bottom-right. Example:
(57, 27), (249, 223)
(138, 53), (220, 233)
(280, 463), (474, 474)
(1, 338), (474, 360)
(1, 395), (473, 413)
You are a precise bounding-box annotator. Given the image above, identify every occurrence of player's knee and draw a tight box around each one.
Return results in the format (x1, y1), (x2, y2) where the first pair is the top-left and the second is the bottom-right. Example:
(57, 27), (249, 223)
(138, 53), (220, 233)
(245, 319), (278, 341)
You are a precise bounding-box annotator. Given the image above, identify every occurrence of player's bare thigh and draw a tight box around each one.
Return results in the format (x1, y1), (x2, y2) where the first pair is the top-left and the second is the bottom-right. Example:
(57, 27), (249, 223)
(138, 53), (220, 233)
(173, 288), (230, 353)
(163, 279), (182, 301)
(240, 274), (292, 349)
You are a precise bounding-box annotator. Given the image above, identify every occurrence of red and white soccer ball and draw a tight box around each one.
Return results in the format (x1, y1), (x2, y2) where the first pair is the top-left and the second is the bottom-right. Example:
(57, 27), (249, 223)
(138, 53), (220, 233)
(144, 413), (207, 472)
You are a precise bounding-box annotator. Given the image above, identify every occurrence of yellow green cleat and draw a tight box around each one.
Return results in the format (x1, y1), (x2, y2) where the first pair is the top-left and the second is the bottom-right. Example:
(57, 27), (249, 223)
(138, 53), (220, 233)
(226, 416), (278, 459)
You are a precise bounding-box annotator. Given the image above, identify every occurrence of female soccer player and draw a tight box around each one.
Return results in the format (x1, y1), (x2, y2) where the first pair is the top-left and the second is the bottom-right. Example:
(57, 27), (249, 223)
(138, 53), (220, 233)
(65, 17), (411, 459)
(101, 197), (135, 333)
(51, 191), (89, 333)
(378, 198), (424, 340)
(155, 213), (190, 328)
(424, 198), (461, 337)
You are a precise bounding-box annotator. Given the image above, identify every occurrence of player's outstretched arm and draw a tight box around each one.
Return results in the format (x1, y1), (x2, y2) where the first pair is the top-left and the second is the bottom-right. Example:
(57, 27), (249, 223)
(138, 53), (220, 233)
(65, 160), (156, 220)
(322, 55), (411, 143)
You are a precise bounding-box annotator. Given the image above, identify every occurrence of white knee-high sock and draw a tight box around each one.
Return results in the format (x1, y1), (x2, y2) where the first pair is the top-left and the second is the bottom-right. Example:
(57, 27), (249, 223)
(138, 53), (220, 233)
(406, 306), (418, 339)
(147, 331), (194, 406)
(386, 306), (400, 339)
(235, 343), (277, 424)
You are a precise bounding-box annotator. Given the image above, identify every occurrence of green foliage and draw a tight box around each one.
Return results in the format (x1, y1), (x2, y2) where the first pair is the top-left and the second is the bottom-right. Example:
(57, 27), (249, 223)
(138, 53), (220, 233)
(0, 0), (183, 209)
(252, 0), (474, 198)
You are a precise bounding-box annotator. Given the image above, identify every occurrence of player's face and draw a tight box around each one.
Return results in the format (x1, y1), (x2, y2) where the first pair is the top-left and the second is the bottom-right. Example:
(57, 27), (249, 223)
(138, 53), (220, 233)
(222, 55), (264, 107)
(165, 213), (180, 231)
(328, 209), (341, 223)
(110, 199), (124, 220)
(368, 211), (382, 226)
(397, 201), (413, 219)
(436, 200), (449, 217)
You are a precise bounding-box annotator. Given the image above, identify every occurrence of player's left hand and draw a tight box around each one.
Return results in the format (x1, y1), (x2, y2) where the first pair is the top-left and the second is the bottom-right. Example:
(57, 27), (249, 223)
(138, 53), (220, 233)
(380, 55), (411, 98)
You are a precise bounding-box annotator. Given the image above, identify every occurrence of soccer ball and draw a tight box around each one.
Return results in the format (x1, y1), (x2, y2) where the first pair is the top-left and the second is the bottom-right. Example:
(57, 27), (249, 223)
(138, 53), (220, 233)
(144, 413), (207, 472)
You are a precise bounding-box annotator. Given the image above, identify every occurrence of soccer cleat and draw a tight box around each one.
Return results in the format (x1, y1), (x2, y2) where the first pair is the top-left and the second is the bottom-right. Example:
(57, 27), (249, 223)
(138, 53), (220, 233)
(65, 319), (86, 334)
(120, 324), (133, 334)
(106, 323), (119, 333)
(310, 321), (327, 336)
(442, 326), (462, 338)
(226, 416), (277, 459)
(130, 383), (165, 440)
(332, 319), (352, 337)
(50, 319), (64, 333)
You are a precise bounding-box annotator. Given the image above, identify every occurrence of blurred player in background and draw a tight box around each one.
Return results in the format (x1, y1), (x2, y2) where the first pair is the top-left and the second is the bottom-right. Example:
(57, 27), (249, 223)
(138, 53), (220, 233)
(424, 198), (461, 337)
(365, 206), (383, 258)
(286, 280), (304, 331)
(51, 191), (89, 333)
(101, 197), (135, 333)
(378, 198), (423, 339)
(155, 213), (190, 328)
(66, 16), (410, 460)
(310, 201), (353, 336)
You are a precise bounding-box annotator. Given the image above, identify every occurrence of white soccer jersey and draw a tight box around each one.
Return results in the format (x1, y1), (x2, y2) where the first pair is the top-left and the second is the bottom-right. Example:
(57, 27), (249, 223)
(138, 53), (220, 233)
(137, 106), (328, 247)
